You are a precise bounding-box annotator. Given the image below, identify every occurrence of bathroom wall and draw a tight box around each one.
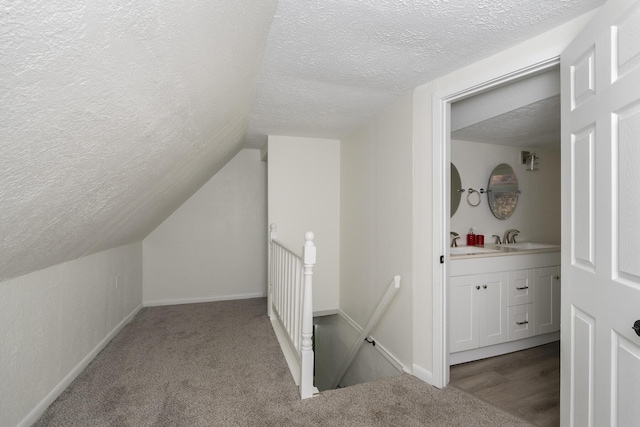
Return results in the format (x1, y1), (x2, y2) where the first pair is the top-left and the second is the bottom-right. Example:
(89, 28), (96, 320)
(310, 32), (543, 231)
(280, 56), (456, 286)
(143, 149), (267, 306)
(267, 135), (340, 313)
(0, 242), (143, 427)
(451, 140), (561, 245)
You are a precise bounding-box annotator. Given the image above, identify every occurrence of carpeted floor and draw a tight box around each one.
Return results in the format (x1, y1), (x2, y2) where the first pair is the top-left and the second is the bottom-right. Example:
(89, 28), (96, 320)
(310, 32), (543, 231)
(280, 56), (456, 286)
(35, 298), (532, 426)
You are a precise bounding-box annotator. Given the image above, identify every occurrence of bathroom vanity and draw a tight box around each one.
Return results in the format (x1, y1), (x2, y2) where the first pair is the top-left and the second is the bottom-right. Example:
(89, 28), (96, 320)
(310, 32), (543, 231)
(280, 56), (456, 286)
(449, 244), (560, 365)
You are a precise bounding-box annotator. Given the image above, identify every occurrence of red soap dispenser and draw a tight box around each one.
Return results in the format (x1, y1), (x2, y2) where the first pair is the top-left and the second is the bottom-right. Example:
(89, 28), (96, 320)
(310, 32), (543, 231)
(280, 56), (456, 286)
(466, 227), (476, 246)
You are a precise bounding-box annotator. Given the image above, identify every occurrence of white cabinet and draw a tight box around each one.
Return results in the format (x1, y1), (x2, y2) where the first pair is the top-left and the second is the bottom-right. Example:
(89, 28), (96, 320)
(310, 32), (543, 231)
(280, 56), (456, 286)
(450, 272), (508, 353)
(450, 256), (561, 359)
(534, 266), (561, 335)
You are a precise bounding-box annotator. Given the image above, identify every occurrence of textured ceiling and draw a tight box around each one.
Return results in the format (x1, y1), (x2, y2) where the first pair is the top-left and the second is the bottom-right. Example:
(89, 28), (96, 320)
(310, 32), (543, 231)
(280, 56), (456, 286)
(246, 0), (604, 148)
(451, 67), (561, 148)
(1, 0), (604, 282)
(452, 95), (561, 148)
(0, 0), (277, 281)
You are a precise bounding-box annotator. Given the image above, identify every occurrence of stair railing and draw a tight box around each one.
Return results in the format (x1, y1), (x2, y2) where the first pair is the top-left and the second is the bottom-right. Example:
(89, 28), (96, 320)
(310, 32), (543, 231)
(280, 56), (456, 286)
(268, 224), (317, 399)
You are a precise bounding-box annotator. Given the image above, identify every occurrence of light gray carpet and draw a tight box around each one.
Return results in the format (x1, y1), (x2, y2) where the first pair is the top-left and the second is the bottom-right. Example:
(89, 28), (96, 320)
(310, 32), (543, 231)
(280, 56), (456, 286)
(35, 298), (531, 426)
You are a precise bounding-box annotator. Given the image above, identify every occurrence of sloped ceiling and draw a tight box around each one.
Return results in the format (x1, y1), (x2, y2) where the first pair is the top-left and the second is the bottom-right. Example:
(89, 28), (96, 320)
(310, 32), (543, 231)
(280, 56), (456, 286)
(1, 0), (604, 282)
(0, 0), (277, 281)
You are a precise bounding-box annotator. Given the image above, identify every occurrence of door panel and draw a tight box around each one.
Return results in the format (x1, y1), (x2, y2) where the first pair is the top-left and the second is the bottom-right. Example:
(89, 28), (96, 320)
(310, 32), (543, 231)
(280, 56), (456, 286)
(571, 306), (595, 427)
(611, 333), (640, 426)
(572, 127), (596, 270)
(450, 275), (478, 353)
(616, 103), (640, 284)
(481, 273), (508, 347)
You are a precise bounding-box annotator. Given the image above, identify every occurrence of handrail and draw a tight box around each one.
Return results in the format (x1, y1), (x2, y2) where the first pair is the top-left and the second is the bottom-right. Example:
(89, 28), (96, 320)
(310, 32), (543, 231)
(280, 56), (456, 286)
(330, 275), (401, 389)
(270, 237), (302, 259)
(268, 224), (317, 399)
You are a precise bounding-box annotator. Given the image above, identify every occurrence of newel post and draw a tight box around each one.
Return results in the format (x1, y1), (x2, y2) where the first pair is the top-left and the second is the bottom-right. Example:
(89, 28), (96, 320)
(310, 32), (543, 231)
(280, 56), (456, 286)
(300, 231), (316, 399)
(268, 224), (277, 319)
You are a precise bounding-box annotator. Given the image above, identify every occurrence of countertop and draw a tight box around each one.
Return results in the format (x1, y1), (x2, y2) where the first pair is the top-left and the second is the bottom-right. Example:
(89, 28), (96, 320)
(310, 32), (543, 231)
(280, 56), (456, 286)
(450, 243), (561, 260)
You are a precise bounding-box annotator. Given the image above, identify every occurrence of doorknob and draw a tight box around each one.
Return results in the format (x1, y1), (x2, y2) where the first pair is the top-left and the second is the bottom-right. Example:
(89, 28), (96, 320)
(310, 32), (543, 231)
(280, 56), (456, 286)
(633, 320), (640, 337)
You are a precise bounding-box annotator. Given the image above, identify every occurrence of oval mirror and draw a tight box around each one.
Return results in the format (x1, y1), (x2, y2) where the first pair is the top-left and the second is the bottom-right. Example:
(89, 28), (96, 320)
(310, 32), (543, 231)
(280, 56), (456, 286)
(451, 163), (462, 217)
(487, 163), (519, 220)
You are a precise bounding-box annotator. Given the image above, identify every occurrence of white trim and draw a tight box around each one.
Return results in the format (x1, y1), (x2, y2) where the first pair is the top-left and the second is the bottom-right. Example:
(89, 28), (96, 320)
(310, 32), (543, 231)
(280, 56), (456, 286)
(143, 292), (266, 307)
(412, 364), (434, 384)
(17, 303), (143, 427)
(449, 333), (560, 365)
(337, 309), (408, 373)
(432, 57), (563, 389)
(313, 309), (339, 317)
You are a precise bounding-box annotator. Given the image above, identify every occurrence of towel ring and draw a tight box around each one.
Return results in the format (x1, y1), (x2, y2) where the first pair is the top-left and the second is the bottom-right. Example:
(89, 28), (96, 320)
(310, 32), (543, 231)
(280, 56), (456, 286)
(467, 188), (484, 207)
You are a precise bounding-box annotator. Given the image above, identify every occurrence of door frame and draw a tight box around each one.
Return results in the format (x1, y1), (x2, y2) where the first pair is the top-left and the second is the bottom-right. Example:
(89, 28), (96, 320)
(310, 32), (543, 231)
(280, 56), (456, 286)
(431, 57), (561, 388)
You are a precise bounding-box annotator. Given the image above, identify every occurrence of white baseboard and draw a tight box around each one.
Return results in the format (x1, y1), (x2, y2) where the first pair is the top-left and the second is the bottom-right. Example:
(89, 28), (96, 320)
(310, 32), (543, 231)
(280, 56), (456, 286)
(143, 292), (266, 307)
(337, 309), (409, 373)
(449, 332), (560, 365)
(18, 303), (143, 427)
(412, 364), (434, 384)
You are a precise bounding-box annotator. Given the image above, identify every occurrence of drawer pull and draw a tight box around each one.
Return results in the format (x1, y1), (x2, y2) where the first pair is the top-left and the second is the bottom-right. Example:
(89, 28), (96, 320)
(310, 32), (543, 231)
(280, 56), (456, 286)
(516, 320), (529, 325)
(475, 285), (480, 290)
(483, 285), (487, 289)
(516, 286), (529, 290)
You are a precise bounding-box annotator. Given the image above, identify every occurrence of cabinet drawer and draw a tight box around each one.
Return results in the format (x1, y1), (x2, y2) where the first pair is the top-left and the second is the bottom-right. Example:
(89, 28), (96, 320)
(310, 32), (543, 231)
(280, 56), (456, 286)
(508, 269), (534, 306)
(508, 304), (534, 341)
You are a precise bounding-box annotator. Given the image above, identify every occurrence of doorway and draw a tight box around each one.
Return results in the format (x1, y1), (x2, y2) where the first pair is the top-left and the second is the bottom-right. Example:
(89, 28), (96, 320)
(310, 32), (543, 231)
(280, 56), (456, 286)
(444, 66), (561, 426)
(430, 57), (563, 389)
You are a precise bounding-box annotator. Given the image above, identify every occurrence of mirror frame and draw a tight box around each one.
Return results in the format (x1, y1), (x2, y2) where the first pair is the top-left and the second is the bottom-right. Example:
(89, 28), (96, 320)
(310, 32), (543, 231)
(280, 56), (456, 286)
(487, 163), (519, 220)
(451, 163), (462, 217)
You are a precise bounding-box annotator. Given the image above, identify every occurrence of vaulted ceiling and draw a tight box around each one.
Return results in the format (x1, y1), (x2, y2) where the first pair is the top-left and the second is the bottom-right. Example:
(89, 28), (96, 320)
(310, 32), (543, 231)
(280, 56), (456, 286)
(0, 0), (603, 281)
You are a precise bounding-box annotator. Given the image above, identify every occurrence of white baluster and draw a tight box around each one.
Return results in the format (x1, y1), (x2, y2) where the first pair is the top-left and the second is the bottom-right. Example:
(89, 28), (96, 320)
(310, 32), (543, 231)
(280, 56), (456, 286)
(300, 232), (316, 399)
(268, 224), (277, 318)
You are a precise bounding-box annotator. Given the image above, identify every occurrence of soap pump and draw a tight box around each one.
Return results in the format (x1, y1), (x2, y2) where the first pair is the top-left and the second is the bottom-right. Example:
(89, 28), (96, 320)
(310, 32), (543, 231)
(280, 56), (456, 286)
(466, 227), (476, 246)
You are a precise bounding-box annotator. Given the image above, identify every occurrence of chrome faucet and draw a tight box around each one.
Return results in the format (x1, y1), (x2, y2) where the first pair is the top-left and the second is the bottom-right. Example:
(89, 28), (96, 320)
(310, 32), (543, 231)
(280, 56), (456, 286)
(450, 231), (460, 247)
(492, 234), (502, 244)
(503, 229), (520, 244)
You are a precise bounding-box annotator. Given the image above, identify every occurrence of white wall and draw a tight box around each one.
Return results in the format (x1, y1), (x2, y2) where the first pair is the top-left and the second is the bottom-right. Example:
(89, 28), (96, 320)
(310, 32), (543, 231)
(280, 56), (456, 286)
(411, 11), (597, 382)
(0, 242), (143, 427)
(267, 136), (340, 313)
(451, 140), (561, 245)
(340, 93), (414, 369)
(314, 313), (401, 391)
(143, 149), (267, 306)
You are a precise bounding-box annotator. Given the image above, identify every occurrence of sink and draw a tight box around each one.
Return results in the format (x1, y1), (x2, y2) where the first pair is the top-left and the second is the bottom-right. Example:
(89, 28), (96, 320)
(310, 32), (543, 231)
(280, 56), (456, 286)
(450, 246), (501, 255)
(498, 242), (560, 250)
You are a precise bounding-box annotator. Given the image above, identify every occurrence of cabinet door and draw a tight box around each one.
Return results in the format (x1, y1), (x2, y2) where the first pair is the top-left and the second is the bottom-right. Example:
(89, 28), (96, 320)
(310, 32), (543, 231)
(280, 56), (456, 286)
(508, 269), (534, 306)
(479, 272), (508, 347)
(449, 275), (479, 353)
(534, 266), (561, 335)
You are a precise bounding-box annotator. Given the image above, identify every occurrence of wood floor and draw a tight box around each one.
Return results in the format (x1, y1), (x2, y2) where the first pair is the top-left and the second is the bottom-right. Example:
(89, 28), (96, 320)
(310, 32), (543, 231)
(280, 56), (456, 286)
(449, 342), (560, 427)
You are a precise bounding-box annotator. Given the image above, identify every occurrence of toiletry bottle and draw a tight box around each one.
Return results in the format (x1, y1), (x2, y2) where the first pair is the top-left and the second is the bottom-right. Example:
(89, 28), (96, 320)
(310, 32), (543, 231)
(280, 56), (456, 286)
(467, 227), (476, 246)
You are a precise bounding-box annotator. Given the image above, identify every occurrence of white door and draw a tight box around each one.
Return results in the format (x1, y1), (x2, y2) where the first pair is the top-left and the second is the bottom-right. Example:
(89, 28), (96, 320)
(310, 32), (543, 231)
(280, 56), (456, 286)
(561, 0), (640, 425)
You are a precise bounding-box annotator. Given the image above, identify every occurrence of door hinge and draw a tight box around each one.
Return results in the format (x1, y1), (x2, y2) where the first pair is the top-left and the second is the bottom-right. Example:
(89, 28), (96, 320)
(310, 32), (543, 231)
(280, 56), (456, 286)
(440, 255), (444, 264)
